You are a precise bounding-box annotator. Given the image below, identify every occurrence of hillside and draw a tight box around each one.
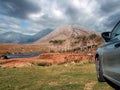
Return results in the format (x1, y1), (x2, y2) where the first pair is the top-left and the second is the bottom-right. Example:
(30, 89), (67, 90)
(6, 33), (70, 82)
(34, 25), (102, 53)
(35, 25), (95, 43)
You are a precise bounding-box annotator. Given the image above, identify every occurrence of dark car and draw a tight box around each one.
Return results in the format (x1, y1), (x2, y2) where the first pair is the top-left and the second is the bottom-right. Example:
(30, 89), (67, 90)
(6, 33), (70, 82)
(95, 20), (120, 88)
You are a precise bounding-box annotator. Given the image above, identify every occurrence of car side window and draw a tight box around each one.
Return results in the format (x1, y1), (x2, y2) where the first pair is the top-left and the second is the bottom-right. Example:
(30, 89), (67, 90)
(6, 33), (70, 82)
(111, 23), (120, 38)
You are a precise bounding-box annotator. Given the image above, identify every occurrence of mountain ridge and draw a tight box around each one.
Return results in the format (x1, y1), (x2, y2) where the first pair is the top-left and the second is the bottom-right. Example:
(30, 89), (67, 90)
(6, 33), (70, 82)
(0, 28), (53, 43)
(35, 25), (96, 44)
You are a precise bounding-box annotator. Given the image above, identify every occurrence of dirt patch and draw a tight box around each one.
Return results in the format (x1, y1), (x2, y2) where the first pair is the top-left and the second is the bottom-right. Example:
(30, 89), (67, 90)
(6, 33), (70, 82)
(48, 82), (58, 86)
(84, 81), (97, 90)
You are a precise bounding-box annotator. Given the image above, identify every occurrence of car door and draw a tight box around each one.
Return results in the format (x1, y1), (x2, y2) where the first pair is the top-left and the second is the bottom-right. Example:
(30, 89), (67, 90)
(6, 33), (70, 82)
(102, 22), (120, 82)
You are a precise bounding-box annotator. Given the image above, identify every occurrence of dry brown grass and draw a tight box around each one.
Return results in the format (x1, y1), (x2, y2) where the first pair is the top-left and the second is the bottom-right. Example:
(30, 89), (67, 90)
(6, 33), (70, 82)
(0, 52), (95, 67)
(0, 43), (49, 57)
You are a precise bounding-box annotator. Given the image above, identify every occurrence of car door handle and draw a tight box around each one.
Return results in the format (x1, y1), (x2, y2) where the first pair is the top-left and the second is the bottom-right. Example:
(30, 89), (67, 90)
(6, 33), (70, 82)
(115, 43), (120, 48)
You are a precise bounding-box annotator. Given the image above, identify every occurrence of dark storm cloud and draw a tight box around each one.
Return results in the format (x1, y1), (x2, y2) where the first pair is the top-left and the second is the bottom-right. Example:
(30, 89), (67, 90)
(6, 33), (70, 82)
(99, 0), (120, 14)
(65, 7), (80, 20)
(56, 0), (81, 21)
(104, 13), (120, 29)
(0, 0), (41, 19)
(96, 0), (120, 31)
(0, 0), (120, 35)
(36, 14), (65, 30)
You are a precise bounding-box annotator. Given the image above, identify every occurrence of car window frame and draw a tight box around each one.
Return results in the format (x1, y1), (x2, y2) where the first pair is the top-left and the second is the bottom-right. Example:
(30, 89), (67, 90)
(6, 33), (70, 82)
(110, 21), (120, 39)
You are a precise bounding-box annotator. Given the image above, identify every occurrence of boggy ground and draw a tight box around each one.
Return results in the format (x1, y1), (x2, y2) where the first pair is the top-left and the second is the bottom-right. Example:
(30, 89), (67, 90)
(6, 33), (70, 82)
(0, 52), (94, 67)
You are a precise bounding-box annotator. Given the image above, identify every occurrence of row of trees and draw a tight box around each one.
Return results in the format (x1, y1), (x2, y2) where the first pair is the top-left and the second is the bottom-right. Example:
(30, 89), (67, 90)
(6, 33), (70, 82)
(49, 34), (103, 53)
(49, 40), (66, 45)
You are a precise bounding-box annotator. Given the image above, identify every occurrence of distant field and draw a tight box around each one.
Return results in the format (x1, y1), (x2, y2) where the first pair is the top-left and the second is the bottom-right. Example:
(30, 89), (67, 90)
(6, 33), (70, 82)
(0, 63), (113, 90)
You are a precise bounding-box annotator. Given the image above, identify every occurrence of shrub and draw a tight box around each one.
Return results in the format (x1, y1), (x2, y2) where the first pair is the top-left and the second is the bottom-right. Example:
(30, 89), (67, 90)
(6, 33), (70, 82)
(32, 62), (50, 66)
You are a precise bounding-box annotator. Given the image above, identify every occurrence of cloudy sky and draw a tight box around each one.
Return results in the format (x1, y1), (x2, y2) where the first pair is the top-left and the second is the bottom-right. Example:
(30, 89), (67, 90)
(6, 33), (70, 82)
(0, 0), (120, 35)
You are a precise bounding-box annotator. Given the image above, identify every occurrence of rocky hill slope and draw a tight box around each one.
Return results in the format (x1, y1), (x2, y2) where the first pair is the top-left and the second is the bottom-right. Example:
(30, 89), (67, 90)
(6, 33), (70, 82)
(34, 25), (102, 53)
(35, 25), (95, 43)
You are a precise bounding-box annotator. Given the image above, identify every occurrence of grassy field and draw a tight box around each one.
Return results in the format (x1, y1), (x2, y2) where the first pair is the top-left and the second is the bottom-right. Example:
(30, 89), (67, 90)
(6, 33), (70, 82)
(0, 63), (114, 90)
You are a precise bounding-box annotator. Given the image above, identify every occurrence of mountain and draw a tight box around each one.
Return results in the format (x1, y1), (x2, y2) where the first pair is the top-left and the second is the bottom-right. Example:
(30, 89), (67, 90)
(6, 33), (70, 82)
(27, 28), (53, 42)
(35, 25), (96, 44)
(0, 32), (31, 43)
(0, 28), (53, 43)
(34, 25), (101, 52)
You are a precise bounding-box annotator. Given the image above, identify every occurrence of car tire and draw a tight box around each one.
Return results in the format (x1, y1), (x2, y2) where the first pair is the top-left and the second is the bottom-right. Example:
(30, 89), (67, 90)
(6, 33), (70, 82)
(95, 58), (105, 82)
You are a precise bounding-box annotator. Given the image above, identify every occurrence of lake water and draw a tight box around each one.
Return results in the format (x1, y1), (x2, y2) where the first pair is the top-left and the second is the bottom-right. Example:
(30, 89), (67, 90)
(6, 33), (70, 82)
(5, 52), (42, 59)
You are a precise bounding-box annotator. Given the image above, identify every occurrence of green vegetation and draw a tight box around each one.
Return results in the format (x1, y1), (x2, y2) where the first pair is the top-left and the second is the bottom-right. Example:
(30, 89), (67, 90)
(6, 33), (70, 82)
(89, 34), (97, 40)
(0, 63), (113, 90)
(49, 40), (65, 45)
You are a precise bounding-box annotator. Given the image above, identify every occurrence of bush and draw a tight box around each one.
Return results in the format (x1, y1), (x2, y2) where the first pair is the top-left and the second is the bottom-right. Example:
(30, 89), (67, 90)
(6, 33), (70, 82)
(32, 62), (50, 66)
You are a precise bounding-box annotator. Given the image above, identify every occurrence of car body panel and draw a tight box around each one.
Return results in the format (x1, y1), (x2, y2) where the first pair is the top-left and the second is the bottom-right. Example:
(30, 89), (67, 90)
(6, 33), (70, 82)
(96, 21), (120, 87)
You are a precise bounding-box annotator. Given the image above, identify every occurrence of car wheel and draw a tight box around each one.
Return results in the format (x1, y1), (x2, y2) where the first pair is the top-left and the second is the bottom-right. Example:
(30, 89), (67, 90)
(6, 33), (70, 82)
(95, 58), (105, 82)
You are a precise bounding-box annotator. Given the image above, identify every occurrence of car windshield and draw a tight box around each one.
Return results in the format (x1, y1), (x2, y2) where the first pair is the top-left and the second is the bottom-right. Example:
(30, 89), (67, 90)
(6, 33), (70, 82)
(111, 22), (120, 38)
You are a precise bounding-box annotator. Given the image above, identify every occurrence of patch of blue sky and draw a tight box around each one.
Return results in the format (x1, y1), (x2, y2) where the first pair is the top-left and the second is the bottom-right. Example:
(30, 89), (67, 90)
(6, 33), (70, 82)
(19, 20), (30, 29)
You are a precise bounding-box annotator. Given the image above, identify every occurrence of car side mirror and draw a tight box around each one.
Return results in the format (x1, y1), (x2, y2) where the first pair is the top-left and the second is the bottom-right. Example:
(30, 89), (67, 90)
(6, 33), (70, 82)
(101, 32), (111, 42)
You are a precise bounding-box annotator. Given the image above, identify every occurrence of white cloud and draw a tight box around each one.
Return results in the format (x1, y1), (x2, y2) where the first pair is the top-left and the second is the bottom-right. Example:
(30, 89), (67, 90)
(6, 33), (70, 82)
(0, 23), (6, 27)
(28, 12), (44, 21)
(9, 24), (20, 29)
(52, 8), (64, 19)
